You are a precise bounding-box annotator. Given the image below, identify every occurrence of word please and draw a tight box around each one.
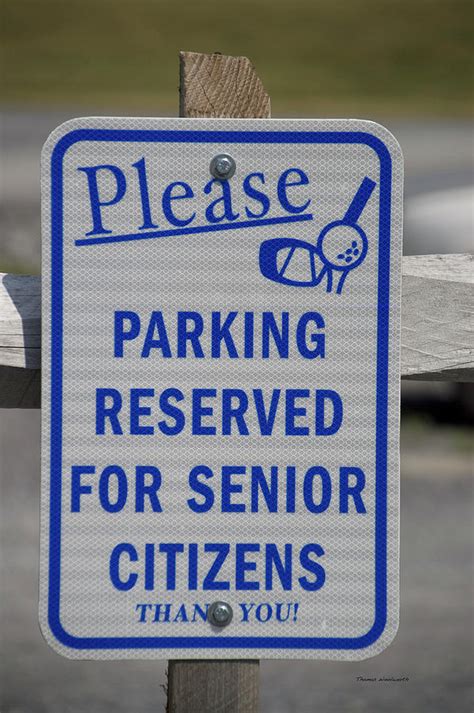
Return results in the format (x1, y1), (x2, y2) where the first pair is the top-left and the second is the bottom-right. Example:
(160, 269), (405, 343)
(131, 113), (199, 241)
(78, 159), (312, 237)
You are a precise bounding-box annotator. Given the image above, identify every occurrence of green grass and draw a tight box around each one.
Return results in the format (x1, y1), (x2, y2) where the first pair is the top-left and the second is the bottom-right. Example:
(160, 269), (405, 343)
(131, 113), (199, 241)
(1, 0), (473, 115)
(0, 258), (40, 275)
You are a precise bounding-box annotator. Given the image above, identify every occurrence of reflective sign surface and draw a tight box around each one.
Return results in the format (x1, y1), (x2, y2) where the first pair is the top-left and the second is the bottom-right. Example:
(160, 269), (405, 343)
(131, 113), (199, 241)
(40, 118), (403, 659)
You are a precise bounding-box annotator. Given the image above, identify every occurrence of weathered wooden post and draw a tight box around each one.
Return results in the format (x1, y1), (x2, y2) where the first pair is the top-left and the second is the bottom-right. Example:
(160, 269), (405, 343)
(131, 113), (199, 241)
(166, 50), (271, 713)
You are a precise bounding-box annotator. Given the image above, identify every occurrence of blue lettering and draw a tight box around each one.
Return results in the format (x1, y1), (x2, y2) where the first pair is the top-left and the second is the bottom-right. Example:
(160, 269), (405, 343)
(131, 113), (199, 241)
(243, 172), (270, 218)
(262, 312), (289, 358)
(132, 157), (158, 230)
(315, 390), (343, 435)
(99, 465), (128, 512)
(203, 543), (230, 590)
(253, 389), (281, 436)
(251, 465), (278, 512)
(135, 466), (163, 512)
(78, 164), (127, 235)
(221, 466), (246, 512)
(109, 543), (138, 590)
(286, 466), (296, 513)
(70, 465), (95, 512)
(296, 312), (325, 359)
(236, 543), (260, 590)
(303, 466), (331, 513)
(277, 168), (311, 214)
(114, 311), (140, 357)
(188, 543), (199, 590)
(96, 388), (123, 435)
(298, 544), (325, 591)
(141, 311), (172, 358)
(177, 312), (204, 358)
(187, 465), (215, 513)
(158, 543), (184, 590)
(244, 312), (254, 358)
(286, 389), (310, 436)
(130, 388), (154, 435)
(191, 603), (208, 622)
(192, 389), (217, 435)
(158, 388), (185, 435)
(265, 543), (292, 590)
(162, 181), (196, 227)
(144, 543), (155, 590)
(222, 390), (249, 436)
(211, 311), (238, 358)
(340, 467), (366, 513)
(204, 179), (239, 223)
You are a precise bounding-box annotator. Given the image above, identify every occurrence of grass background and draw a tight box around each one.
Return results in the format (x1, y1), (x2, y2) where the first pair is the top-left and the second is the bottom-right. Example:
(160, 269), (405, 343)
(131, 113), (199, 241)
(1, 0), (473, 116)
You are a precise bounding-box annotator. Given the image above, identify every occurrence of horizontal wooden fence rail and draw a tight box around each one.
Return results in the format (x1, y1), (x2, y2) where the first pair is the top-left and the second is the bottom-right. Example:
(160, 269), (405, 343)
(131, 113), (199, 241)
(0, 253), (473, 408)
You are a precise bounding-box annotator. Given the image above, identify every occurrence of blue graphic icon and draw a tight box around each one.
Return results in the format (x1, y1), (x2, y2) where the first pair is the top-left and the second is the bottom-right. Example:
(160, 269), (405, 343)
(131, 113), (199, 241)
(259, 177), (376, 294)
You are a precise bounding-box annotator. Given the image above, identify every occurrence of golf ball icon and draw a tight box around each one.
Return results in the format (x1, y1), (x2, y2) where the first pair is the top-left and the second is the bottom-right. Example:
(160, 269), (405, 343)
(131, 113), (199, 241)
(259, 176), (375, 294)
(317, 224), (367, 270)
(316, 221), (368, 293)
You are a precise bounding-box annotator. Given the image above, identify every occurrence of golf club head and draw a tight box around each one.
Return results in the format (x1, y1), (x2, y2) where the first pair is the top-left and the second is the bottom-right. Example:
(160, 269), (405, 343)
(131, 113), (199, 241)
(259, 238), (326, 287)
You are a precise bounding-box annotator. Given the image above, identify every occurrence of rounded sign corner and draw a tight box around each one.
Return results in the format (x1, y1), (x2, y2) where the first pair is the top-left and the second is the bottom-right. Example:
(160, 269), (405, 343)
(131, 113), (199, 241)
(351, 612), (400, 661)
(358, 120), (404, 170)
(41, 117), (90, 166)
(38, 608), (79, 660)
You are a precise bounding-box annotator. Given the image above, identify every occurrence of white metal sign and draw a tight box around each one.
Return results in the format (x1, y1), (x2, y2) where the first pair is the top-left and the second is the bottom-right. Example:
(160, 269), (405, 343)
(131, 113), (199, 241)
(40, 117), (402, 660)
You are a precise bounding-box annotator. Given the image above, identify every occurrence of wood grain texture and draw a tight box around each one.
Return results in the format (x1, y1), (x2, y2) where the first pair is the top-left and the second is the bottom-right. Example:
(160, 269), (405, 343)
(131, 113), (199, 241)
(0, 254), (473, 407)
(179, 51), (271, 118)
(0, 273), (41, 369)
(401, 254), (474, 381)
(167, 660), (259, 713)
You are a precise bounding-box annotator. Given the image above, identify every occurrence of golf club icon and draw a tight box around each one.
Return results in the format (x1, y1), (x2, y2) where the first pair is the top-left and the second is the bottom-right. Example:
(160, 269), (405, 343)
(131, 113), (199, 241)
(259, 176), (376, 294)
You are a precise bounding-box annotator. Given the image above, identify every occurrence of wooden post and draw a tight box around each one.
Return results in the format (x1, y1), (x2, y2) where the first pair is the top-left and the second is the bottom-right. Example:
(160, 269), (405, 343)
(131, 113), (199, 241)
(179, 51), (271, 118)
(165, 50), (272, 713)
(167, 660), (260, 713)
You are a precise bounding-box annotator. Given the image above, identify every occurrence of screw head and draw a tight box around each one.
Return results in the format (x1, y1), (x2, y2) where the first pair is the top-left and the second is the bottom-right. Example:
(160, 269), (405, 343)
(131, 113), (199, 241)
(208, 601), (233, 627)
(210, 154), (236, 180)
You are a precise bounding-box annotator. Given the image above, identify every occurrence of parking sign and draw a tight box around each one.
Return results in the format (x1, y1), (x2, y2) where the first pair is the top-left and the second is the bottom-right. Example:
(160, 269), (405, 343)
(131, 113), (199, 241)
(40, 117), (402, 659)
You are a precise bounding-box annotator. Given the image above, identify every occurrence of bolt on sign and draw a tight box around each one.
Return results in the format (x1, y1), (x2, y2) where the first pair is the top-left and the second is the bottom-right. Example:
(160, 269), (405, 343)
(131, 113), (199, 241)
(40, 118), (403, 660)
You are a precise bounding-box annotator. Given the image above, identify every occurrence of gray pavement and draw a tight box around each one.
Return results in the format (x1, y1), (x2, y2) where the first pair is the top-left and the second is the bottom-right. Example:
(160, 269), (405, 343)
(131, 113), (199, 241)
(1, 409), (472, 712)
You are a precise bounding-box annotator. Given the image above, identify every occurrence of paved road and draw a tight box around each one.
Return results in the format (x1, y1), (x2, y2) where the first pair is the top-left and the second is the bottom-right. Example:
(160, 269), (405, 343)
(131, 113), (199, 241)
(1, 409), (472, 713)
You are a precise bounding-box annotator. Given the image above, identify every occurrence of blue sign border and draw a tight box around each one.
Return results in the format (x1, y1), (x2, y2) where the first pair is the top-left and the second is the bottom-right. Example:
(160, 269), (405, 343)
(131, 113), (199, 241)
(48, 128), (393, 651)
